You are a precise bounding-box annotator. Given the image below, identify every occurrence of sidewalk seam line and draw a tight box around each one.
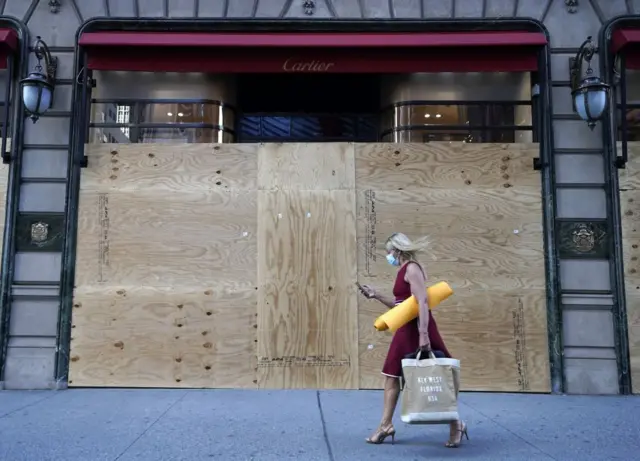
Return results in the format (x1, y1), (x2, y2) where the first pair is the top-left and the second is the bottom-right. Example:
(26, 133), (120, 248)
(0, 391), (63, 420)
(316, 391), (335, 461)
(462, 400), (559, 461)
(113, 391), (188, 461)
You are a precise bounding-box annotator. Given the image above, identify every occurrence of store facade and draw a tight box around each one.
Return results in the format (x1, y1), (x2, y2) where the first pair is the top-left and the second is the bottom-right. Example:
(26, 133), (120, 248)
(0, 0), (634, 395)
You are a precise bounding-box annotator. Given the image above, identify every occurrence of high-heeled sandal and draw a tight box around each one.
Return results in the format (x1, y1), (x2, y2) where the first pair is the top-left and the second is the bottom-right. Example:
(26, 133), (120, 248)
(445, 421), (469, 448)
(365, 425), (396, 445)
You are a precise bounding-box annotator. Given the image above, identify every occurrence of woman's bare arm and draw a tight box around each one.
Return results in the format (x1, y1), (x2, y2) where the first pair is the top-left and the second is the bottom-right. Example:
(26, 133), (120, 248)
(405, 263), (431, 348)
(373, 292), (396, 309)
(358, 283), (396, 308)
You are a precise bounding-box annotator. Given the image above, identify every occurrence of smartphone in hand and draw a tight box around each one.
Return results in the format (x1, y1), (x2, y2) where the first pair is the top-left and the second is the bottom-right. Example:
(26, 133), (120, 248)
(355, 282), (372, 298)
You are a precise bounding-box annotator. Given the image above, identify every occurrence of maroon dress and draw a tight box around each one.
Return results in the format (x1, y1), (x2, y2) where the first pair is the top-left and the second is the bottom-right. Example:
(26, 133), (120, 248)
(381, 261), (452, 378)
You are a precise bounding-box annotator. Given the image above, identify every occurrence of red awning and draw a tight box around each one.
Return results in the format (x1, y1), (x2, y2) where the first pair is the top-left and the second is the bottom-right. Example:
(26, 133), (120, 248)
(611, 28), (640, 69)
(0, 28), (18, 70)
(612, 29), (640, 54)
(79, 30), (547, 73)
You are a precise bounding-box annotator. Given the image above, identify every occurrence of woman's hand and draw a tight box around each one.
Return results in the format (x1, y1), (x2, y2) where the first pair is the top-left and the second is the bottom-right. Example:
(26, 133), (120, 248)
(419, 336), (432, 351)
(357, 282), (396, 309)
(358, 284), (377, 299)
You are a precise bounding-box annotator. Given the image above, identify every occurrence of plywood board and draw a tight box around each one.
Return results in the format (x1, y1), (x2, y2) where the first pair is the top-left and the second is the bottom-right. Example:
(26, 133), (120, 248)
(70, 285), (256, 388)
(355, 142), (540, 190)
(256, 143), (359, 389)
(258, 142), (355, 191)
(70, 144), (258, 388)
(618, 141), (640, 394)
(354, 142), (549, 393)
(71, 141), (548, 392)
(74, 189), (257, 288)
(80, 143), (258, 191)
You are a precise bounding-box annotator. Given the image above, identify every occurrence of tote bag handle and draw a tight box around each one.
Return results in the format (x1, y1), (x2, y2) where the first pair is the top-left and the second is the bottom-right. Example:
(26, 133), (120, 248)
(415, 348), (436, 366)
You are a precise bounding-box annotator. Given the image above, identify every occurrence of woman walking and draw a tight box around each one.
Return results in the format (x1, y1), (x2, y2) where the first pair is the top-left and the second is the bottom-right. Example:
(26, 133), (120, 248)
(358, 232), (468, 448)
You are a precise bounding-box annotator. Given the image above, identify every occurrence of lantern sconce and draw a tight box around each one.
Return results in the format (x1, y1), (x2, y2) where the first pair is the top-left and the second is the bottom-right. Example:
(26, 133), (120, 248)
(20, 36), (57, 124)
(569, 36), (610, 130)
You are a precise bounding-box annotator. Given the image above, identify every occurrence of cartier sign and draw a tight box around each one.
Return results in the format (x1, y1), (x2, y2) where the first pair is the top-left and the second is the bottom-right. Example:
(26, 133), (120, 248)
(282, 58), (335, 72)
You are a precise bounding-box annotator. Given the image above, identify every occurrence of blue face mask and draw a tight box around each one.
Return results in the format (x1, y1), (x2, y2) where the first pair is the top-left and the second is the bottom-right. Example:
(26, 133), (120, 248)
(386, 253), (400, 266)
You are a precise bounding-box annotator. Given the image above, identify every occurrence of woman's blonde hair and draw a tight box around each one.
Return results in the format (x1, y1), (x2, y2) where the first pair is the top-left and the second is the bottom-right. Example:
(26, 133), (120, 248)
(385, 232), (431, 261)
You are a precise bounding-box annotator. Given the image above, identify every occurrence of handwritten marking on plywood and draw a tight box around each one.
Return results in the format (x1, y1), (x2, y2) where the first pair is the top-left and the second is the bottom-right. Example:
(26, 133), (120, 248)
(70, 144), (257, 388)
(619, 141), (640, 393)
(354, 143), (549, 392)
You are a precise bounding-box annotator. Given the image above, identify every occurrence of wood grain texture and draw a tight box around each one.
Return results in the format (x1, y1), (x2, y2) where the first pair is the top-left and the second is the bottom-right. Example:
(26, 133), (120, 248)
(81, 143), (258, 191)
(75, 189), (257, 287)
(71, 142), (548, 392)
(71, 144), (258, 388)
(69, 285), (256, 388)
(256, 154), (359, 388)
(618, 141), (640, 393)
(258, 142), (355, 191)
(355, 142), (540, 190)
(354, 142), (550, 393)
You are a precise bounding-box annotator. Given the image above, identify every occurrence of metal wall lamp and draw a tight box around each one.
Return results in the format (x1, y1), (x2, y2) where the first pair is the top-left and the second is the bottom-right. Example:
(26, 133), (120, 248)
(20, 36), (57, 123)
(569, 36), (610, 130)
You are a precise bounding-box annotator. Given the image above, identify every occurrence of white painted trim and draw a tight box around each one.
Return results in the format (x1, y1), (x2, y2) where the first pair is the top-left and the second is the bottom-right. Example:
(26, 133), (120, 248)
(401, 358), (460, 368)
(401, 411), (460, 424)
(381, 372), (401, 378)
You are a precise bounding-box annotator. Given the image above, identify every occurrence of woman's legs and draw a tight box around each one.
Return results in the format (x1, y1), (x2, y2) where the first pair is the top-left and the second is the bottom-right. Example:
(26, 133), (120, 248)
(446, 419), (468, 448)
(380, 375), (401, 427)
(366, 375), (400, 444)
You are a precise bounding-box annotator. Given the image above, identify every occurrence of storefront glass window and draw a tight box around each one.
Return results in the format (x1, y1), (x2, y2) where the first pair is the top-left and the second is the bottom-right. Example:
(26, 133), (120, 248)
(89, 100), (236, 143)
(88, 70), (535, 145)
(88, 99), (532, 144)
(617, 69), (640, 141)
(0, 69), (9, 144)
(378, 102), (533, 143)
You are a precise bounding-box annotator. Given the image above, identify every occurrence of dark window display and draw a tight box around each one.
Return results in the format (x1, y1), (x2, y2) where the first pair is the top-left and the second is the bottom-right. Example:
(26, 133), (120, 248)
(238, 113), (378, 142)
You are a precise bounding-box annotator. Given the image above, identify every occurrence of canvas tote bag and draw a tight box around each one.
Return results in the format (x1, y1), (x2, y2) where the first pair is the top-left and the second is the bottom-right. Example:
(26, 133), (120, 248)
(400, 349), (461, 424)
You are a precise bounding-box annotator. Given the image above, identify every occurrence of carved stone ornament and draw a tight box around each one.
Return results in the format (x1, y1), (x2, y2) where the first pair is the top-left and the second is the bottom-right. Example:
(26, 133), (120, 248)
(30, 221), (49, 245)
(303, 0), (316, 15)
(572, 223), (597, 253)
(49, 0), (61, 14)
(565, 0), (578, 14)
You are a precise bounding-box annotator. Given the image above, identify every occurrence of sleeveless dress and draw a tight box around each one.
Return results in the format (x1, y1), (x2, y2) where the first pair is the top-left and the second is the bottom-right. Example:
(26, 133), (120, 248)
(381, 261), (452, 378)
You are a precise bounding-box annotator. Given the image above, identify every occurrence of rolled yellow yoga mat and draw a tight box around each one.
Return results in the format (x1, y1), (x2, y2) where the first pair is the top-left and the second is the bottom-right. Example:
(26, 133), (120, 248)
(373, 281), (453, 332)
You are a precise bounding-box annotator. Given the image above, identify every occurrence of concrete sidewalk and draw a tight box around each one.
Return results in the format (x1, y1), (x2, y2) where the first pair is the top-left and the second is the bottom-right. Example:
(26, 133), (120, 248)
(0, 389), (638, 461)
